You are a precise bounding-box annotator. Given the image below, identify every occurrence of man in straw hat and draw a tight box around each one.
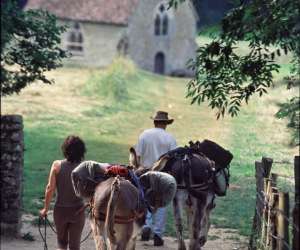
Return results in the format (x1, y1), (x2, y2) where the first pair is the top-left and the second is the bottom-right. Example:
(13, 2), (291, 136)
(135, 111), (177, 246)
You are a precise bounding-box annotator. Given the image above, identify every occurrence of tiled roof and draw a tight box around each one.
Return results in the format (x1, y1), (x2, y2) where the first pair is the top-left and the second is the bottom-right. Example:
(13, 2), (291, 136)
(25, 0), (139, 25)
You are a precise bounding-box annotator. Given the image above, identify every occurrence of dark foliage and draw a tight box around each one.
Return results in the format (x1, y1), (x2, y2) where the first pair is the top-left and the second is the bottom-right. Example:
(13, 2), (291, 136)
(170, 0), (300, 145)
(1, 0), (67, 96)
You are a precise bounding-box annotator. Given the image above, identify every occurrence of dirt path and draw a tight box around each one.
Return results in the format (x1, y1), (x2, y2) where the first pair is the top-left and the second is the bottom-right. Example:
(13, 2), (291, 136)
(1, 216), (248, 250)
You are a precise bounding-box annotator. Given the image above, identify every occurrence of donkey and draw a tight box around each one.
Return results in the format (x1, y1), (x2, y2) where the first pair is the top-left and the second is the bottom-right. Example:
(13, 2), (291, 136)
(129, 140), (233, 250)
(71, 160), (176, 250)
(90, 176), (144, 250)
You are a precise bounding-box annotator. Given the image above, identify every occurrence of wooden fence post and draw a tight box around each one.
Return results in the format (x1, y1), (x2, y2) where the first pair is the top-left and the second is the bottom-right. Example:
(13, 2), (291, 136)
(293, 156), (299, 250)
(249, 157), (273, 249)
(271, 173), (278, 186)
(265, 174), (278, 247)
(262, 178), (274, 246)
(261, 178), (269, 246)
(262, 157), (273, 177)
(277, 192), (290, 250)
(271, 187), (278, 250)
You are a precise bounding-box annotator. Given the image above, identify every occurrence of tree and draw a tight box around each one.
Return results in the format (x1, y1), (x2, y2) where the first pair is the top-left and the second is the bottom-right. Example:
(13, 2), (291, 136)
(169, 0), (300, 145)
(1, 0), (67, 96)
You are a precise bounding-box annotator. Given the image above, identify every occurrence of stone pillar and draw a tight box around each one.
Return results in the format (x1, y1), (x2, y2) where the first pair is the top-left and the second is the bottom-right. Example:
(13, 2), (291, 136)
(0, 115), (24, 237)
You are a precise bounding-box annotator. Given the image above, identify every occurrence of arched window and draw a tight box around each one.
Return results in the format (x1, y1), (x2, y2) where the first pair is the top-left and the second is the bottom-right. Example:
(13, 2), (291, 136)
(154, 3), (169, 36)
(78, 33), (83, 43)
(159, 4), (165, 13)
(69, 32), (77, 43)
(154, 15), (161, 35)
(74, 22), (80, 30)
(117, 36), (129, 56)
(162, 15), (168, 35)
(66, 22), (84, 54)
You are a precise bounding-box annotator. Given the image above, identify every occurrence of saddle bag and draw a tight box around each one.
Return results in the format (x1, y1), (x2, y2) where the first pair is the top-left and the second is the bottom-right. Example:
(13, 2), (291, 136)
(139, 171), (177, 208)
(213, 166), (230, 196)
(195, 140), (232, 196)
(197, 140), (233, 170)
(71, 161), (109, 199)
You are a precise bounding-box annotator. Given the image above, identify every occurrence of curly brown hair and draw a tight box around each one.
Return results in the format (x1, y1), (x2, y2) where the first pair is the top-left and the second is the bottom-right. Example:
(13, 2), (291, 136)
(61, 135), (86, 163)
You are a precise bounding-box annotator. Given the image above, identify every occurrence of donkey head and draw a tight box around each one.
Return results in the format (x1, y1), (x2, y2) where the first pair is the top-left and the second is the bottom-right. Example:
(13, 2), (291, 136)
(128, 147), (149, 176)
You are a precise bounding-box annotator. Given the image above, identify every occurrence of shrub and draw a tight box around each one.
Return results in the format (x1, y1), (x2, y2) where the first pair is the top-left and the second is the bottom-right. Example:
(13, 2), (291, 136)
(84, 57), (137, 102)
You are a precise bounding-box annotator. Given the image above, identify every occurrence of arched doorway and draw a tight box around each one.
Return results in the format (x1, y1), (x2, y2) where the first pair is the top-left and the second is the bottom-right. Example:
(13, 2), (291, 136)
(154, 52), (165, 74)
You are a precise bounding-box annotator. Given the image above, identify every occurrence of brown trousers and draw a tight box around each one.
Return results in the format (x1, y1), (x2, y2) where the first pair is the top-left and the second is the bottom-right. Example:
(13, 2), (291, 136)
(53, 206), (85, 250)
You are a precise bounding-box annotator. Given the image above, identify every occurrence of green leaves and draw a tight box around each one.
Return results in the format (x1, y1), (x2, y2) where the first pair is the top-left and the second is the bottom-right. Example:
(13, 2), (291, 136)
(187, 38), (281, 119)
(276, 96), (300, 145)
(1, 0), (67, 96)
(185, 0), (299, 127)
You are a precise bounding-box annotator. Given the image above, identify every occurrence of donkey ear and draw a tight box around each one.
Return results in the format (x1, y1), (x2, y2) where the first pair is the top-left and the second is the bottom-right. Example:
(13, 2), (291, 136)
(152, 155), (169, 171)
(129, 147), (139, 169)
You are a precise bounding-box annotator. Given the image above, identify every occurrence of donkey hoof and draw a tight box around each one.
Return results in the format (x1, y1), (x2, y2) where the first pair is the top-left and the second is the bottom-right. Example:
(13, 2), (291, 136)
(199, 236), (207, 247)
(178, 242), (186, 250)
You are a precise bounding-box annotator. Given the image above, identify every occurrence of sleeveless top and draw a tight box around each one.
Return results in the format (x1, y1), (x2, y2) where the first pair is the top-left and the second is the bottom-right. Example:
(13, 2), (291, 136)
(55, 159), (84, 207)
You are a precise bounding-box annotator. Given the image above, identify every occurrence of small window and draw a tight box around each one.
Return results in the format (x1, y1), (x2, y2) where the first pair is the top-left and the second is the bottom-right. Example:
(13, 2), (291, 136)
(74, 22), (80, 30)
(154, 3), (169, 36)
(162, 15), (168, 35)
(117, 36), (129, 56)
(159, 4), (165, 12)
(155, 15), (161, 35)
(69, 32), (77, 43)
(78, 33), (83, 43)
(66, 22), (84, 55)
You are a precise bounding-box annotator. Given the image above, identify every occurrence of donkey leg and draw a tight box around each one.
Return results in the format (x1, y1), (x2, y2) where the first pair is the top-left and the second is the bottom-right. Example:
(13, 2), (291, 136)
(198, 214), (209, 248)
(126, 222), (140, 250)
(90, 218), (107, 250)
(112, 223), (133, 250)
(198, 193), (214, 247)
(173, 192), (187, 250)
(188, 197), (201, 250)
(126, 235), (137, 250)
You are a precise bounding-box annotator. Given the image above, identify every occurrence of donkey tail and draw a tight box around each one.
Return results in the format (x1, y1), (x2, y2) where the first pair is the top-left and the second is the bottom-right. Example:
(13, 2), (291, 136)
(105, 176), (121, 244)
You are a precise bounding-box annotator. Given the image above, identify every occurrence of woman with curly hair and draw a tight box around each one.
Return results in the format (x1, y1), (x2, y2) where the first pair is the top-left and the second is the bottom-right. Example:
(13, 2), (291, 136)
(40, 135), (86, 250)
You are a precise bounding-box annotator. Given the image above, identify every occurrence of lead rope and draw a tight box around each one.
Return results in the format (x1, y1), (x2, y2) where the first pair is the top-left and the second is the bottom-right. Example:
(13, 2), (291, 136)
(44, 216), (47, 249)
(38, 209), (92, 249)
(38, 216), (48, 250)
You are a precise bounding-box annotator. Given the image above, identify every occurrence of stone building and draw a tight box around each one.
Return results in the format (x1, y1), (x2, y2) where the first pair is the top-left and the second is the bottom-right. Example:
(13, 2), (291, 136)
(26, 0), (198, 76)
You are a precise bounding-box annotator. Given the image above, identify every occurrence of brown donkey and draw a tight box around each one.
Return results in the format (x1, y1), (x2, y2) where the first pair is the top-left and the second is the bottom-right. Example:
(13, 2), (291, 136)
(72, 160), (177, 250)
(90, 176), (144, 250)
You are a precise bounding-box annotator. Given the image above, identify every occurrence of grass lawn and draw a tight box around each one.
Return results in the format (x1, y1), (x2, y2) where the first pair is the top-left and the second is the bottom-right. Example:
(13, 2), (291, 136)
(2, 54), (298, 237)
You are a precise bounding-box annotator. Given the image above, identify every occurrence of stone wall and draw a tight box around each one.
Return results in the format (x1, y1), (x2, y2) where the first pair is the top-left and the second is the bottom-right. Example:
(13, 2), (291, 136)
(0, 115), (24, 237)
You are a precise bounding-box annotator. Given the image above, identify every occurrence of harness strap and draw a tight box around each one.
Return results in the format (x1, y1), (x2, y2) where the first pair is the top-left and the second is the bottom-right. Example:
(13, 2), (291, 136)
(181, 153), (215, 198)
(128, 170), (152, 212)
(177, 182), (209, 190)
(95, 212), (136, 224)
(90, 176), (146, 225)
